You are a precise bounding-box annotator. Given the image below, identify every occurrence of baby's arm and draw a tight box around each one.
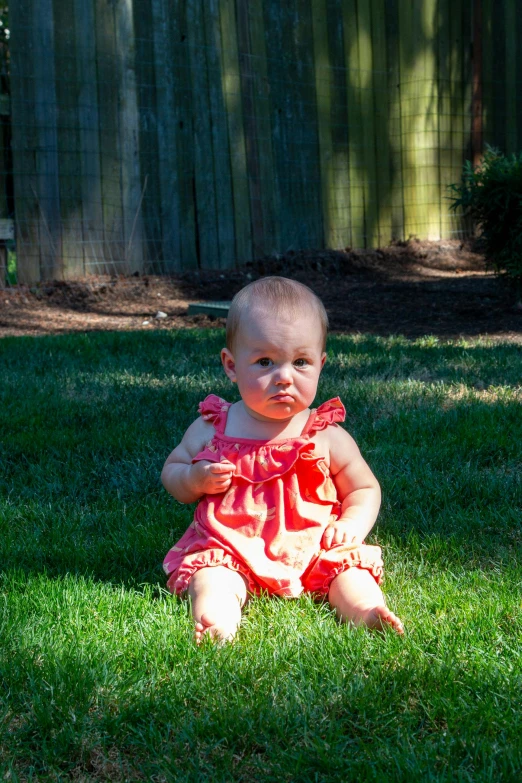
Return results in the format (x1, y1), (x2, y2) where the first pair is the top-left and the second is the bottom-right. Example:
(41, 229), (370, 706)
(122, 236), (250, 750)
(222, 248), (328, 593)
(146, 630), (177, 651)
(322, 425), (381, 549)
(161, 417), (235, 504)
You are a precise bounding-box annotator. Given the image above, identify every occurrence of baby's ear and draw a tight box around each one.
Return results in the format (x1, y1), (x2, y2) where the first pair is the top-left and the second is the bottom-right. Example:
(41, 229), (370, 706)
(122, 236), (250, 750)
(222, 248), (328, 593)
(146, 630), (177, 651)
(221, 348), (237, 382)
(321, 352), (327, 368)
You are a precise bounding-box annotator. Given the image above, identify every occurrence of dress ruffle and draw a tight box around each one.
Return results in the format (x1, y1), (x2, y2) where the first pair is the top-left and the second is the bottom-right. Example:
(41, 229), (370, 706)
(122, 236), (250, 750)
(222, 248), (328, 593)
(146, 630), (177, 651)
(198, 394), (231, 432)
(301, 543), (384, 595)
(193, 395), (347, 487)
(166, 547), (258, 594)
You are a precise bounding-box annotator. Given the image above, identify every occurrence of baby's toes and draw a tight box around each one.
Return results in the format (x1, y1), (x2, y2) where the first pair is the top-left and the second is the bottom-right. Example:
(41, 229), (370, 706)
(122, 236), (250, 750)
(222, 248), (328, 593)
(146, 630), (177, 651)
(373, 605), (404, 635)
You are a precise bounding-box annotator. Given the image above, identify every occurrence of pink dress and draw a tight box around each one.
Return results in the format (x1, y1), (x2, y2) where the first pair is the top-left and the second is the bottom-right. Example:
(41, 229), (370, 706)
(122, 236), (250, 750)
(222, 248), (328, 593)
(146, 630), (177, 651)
(163, 394), (384, 597)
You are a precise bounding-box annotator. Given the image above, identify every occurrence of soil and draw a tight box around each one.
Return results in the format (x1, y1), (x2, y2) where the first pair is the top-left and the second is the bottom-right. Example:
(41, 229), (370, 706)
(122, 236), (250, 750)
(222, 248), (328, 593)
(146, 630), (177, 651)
(1, 239), (521, 342)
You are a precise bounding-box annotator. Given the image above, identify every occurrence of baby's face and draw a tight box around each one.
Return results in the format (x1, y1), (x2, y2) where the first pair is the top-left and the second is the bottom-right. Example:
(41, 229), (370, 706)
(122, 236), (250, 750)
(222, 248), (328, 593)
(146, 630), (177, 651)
(221, 306), (326, 422)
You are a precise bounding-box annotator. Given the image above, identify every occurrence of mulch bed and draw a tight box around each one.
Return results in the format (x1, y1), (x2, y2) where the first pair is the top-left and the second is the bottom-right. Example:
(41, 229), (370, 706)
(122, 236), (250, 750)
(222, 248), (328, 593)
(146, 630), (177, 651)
(1, 239), (521, 341)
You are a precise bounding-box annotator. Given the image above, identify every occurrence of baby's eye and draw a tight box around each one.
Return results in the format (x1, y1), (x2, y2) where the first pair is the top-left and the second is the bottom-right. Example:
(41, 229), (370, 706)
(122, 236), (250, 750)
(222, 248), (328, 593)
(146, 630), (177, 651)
(257, 357), (272, 367)
(293, 358), (309, 368)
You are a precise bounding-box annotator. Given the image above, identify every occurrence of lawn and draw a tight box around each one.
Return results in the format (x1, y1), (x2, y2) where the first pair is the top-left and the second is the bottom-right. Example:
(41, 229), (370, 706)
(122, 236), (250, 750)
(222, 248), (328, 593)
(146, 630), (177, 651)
(0, 329), (521, 781)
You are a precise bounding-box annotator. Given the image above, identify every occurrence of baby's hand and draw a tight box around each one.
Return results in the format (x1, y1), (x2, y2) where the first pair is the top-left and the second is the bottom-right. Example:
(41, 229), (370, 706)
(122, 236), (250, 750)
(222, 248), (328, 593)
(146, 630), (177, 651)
(191, 460), (235, 495)
(322, 521), (362, 550)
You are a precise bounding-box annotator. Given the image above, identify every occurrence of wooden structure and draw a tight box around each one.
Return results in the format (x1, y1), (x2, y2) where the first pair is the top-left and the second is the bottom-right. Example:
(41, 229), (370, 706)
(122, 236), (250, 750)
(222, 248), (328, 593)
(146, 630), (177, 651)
(5, 0), (518, 283)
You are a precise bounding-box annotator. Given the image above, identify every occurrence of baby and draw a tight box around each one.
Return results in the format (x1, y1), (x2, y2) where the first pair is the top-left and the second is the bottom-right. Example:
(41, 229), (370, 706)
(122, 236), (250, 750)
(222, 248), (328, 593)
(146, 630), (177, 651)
(162, 276), (403, 642)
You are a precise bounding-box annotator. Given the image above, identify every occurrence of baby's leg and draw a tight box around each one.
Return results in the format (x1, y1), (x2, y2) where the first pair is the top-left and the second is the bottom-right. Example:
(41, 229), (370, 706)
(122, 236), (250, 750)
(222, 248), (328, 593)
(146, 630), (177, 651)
(328, 568), (404, 634)
(187, 566), (248, 643)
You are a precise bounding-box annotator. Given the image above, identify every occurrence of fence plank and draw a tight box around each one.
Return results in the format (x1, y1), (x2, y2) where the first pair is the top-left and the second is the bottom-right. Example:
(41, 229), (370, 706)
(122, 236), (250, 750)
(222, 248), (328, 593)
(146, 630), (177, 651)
(115, 0), (144, 274)
(370, 0), (392, 245)
(9, 0), (40, 283)
(74, 0), (104, 275)
(133, 0), (162, 272)
(516, 1), (522, 151)
(236, 0), (265, 259)
(356, 0), (379, 247)
(219, 0), (252, 265)
(175, 7), (199, 270)
(398, 0), (421, 240)
(505, 0), (516, 154)
(312, 0), (334, 249)
(326, 0), (351, 249)
(438, 0), (453, 238)
(54, 0), (84, 277)
(294, 0), (322, 249)
(481, 0), (493, 148)
(246, 0), (278, 256)
(205, 0), (235, 268)
(450, 0), (465, 238)
(33, 0), (62, 279)
(342, 0), (365, 247)
(94, 0), (124, 274)
(151, 0), (181, 271)
(491, 0), (505, 151)
(384, 0), (404, 241)
(187, 0), (219, 268)
(417, 0), (440, 240)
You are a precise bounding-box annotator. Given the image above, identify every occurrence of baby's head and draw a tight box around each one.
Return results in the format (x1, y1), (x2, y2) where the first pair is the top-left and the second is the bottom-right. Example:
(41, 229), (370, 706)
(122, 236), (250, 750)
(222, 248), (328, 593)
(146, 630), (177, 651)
(222, 277), (329, 421)
(226, 276), (328, 353)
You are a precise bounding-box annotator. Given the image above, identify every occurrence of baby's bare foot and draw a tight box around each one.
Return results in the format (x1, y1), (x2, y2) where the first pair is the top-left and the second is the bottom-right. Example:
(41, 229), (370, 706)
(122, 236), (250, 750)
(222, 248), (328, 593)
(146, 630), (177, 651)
(361, 605), (404, 635)
(194, 611), (239, 644)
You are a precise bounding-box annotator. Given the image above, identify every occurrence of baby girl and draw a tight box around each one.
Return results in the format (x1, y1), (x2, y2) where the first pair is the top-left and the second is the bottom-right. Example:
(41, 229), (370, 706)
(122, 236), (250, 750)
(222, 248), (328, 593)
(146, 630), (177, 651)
(162, 276), (403, 642)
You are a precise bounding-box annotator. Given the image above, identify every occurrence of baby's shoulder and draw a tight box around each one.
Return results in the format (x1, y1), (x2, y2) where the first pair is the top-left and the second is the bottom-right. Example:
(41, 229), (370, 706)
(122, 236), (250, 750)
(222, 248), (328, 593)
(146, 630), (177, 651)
(312, 420), (360, 465)
(181, 415), (217, 456)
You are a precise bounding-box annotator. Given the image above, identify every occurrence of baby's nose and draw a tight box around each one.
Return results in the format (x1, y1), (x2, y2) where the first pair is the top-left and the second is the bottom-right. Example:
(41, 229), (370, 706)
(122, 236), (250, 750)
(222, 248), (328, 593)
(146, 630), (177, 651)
(275, 365), (293, 383)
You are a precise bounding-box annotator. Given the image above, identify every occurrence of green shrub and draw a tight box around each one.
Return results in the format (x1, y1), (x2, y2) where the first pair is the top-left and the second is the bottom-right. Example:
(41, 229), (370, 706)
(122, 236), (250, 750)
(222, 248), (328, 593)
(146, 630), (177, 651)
(450, 146), (522, 295)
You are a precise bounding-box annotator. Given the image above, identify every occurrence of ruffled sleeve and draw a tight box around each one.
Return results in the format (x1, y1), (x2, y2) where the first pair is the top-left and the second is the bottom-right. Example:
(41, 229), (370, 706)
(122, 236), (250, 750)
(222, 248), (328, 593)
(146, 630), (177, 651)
(198, 394), (231, 434)
(304, 397), (346, 434)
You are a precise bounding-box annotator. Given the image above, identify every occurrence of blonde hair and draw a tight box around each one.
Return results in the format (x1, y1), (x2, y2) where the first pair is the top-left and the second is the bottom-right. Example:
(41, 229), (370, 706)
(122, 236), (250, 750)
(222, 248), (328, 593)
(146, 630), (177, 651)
(226, 276), (328, 351)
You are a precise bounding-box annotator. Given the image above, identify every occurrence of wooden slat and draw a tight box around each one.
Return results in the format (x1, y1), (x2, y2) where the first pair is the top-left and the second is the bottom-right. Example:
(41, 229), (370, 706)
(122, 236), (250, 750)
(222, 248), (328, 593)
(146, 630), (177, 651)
(370, 0), (392, 245)
(205, 0), (235, 268)
(114, 0), (144, 274)
(186, 0), (219, 268)
(294, 0), (322, 250)
(398, 0), (420, 240)
(236, 0), (267, 259)
(33, 0), (62, 279)
(263, 1), (292, 250)
(438, 0), (453, 239)
(151, 0), (181, 271)
(355, 0), (379, 247)
(245, 0), (278, 255)
(74, 0), (104, 275)
(94, 0), (124, 275)
(384, 0), (404, 241)
(311, 0), (333, 248)
(133, 0), (162, 272)
(450, 0), (465, 237)
(342, 0), (365, 247)
(174, 6), (199, 270)
(481, 0), (493, 148)
(416, 0), (440, 240)
(326, 0), (351, 249)
(9, 0), (40, 283)
(54, 0), (84, 277)
(504, 0), (516, 153)
(491, 0), (505, 150)
(219, 0), (252, 265)
(516, 0), (522, 151)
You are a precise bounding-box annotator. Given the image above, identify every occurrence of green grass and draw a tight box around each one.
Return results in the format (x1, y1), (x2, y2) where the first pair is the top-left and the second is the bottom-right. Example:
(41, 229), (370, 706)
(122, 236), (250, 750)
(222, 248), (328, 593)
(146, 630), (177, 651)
(0, 329), (521, 781)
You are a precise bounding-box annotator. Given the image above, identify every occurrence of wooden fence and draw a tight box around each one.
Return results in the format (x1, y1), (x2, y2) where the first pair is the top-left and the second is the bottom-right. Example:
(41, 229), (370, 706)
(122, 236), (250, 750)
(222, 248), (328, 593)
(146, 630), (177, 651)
(5, 0), (520, 283)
